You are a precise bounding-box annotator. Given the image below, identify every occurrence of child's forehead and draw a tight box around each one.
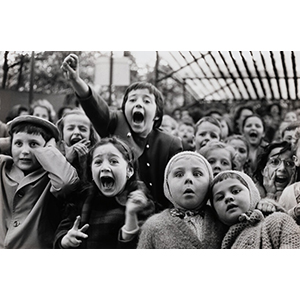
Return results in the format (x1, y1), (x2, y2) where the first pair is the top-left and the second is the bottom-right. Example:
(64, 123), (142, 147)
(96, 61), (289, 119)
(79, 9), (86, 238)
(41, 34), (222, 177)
(197, 121), (220, 131)
(178, 123), (194, 130)
(208, 147), (230, 157)
(229, 138), (246, 147)
(128, 88), (155, 97)
(12, 131), (45, 140)
(170, 156), (206, 168)
(93, 143), (123, 158)
(64, 113), (90, 125)
(245, 116), (262, 124)
(213, 177), (241, 191)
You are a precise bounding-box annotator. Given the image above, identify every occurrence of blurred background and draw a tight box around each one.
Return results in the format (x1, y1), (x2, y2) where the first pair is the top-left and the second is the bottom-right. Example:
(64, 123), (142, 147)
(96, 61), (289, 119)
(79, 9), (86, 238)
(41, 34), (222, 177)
(1, 51), (300, 123)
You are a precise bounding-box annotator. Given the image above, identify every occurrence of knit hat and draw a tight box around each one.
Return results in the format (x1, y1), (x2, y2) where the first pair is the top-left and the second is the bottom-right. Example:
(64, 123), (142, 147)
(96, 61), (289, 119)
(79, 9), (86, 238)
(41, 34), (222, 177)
(7, 115), (59, 141)
(210, 170), (260, 210)
(163, 151), (214, 205)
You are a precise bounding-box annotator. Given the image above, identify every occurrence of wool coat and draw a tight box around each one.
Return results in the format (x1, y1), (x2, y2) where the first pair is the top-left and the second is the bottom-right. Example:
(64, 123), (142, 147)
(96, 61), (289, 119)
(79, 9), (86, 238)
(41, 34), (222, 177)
(221, 210), (300, 249)
(137, 206), (227, 249)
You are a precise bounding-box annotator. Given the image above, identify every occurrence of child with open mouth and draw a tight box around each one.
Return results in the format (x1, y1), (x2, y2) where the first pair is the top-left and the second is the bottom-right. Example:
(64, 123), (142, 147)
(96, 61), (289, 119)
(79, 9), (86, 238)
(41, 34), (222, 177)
(211, 170), (300, 249)
(254, 141), (296, 202)
(56, 109), (100, 180)
(241, 114), (268, 176)
(54, 137), (154, 249)
(61, 54), (182, 212)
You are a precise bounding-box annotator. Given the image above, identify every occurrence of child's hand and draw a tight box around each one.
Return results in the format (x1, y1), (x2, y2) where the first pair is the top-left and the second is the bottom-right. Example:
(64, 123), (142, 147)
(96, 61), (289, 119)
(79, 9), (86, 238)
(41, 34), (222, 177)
(61, 54), (80, 81)
(257, 198), (286, 215)
(263, 169), (277, 196)
(256, 199), (276, 215)
(294, 203), (300, 218)
(45, 138), (57, 148)
(63, 139), (90, 163)
(61, 216), (89, 249)
(126, 190), (148, 215)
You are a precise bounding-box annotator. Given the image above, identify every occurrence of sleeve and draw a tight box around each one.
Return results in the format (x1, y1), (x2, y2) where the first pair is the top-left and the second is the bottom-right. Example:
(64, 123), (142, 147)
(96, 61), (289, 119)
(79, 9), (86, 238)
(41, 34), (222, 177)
(137, 218), (156, 249)
(267, 213), (300, 249)
(77, 86), (116, 137)
(34, 145), (80, 197)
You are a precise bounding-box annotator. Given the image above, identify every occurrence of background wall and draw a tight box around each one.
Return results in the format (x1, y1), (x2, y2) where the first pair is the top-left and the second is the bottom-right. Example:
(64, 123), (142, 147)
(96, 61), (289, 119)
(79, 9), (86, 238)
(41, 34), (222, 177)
(0, 89), (67, 122)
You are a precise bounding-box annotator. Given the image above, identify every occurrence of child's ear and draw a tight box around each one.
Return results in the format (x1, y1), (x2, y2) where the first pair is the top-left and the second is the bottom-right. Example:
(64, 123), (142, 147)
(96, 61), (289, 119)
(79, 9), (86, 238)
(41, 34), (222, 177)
(126, 166), (134, 179)
(293, 155), (300, 167)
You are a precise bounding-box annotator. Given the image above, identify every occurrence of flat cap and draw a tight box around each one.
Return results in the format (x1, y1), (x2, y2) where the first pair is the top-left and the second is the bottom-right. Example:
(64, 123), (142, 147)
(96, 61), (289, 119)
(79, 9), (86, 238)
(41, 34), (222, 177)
(7, 115), (59, 141)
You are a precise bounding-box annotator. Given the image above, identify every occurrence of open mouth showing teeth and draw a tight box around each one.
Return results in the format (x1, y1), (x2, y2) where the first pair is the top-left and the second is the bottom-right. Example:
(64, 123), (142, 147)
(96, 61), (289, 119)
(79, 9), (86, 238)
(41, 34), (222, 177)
(133, 112), (144, 124)
(101, 176), (115, 189)
(275, 177), (288, 183)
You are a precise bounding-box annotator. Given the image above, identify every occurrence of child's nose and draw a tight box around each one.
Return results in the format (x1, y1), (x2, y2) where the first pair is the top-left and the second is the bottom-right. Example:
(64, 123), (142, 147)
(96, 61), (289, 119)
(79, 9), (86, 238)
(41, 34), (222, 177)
(225, 194), (234, 204)
(135, 98), (143, 107)
(100, 161), (111, 172)
(73, 127), (80, 134)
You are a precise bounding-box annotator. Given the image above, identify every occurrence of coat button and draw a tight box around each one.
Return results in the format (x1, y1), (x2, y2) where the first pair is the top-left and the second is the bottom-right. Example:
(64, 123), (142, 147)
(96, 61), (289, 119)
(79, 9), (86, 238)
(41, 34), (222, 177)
(149, 183), (153, 186)
(146, 144), (150, 149)
(13, 221), (20, 227)
(127, 132), (131, 137)
(147, 163), (150, 167)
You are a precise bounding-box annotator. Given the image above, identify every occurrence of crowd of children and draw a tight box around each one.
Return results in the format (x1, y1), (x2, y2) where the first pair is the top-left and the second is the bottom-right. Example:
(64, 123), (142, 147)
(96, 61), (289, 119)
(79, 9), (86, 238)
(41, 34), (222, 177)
(1, 52), (300, 248)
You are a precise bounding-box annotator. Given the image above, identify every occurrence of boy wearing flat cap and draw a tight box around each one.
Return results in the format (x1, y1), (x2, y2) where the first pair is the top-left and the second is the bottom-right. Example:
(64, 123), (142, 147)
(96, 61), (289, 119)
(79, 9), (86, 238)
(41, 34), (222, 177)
(0, 116), (79, 248)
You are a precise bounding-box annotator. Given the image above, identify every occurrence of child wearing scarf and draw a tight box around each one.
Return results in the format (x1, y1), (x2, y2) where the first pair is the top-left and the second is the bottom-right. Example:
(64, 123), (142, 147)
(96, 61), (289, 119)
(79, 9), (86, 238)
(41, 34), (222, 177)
(210, 170), (300, 249)
(137, 151), (227, 249)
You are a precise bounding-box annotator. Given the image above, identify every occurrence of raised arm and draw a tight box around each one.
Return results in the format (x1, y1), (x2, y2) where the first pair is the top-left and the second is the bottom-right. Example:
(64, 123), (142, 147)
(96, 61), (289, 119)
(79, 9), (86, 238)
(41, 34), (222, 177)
(61, 54), (113, 137)
(61, 54), (90, 98)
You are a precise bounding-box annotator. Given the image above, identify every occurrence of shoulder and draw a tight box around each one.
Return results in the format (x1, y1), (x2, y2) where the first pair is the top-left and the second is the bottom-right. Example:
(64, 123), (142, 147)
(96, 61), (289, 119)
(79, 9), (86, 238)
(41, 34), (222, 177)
(265, 212), (297, 227)
(141, 209), (171, 229)
(149, 129), (182, 150)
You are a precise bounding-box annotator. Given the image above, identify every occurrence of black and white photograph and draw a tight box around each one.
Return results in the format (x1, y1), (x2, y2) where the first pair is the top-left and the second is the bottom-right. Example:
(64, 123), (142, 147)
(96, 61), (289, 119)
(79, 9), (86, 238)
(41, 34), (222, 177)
(2, 1), (300, 299)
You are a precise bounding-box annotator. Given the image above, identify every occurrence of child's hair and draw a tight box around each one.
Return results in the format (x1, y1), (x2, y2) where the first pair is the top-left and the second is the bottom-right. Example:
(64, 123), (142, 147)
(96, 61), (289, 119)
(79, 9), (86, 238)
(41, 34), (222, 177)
(253, 141), (292, 185)
(178, 119), (195, 130)
(199, 140), (238, 170)
(225, 134), (250, 154)
(86, 137), (139, 186)
(122, 82), (164, 129)
(210, 170), (261, 211)
(57, 105), (74, 120)
(242, 114), (265, 132)
(8, 115), (59, 143)
(233, 105), (254, 131)
(281, 121), (300, 139)
(56, 109), (99, 146)
(161, 114), (178, 131)
(267, 103), (282, 115)
(194, 116), (222, 134)
(10, 123), (53, 143)
(31, 99), (56, 123)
